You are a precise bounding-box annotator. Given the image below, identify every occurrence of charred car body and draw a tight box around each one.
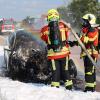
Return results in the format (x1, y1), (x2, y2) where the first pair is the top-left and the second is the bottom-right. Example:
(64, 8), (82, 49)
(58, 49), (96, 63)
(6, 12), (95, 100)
(4, 30), (51, 83)
(4, 30), (77, 84)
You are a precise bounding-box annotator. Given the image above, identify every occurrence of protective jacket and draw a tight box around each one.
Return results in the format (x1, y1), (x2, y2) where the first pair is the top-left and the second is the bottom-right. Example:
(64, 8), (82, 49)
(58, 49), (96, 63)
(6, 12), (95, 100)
(41, 21), (70, 60)
(97, 26), (100, 47)
(80, 27), (98, 58)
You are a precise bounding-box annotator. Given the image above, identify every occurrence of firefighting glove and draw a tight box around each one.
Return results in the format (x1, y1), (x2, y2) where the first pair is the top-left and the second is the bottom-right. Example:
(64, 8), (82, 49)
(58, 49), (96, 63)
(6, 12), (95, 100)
(47, 44), (52, 50)
(84, 36), (89, 43)
(68, 41), (78, 47)
(68, 41), (74, 47)
(73, 41), (78, 46)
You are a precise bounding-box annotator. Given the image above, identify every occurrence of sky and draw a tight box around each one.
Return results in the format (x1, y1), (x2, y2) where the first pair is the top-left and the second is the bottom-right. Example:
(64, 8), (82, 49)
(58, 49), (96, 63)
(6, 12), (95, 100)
(0, 0), (71, 21)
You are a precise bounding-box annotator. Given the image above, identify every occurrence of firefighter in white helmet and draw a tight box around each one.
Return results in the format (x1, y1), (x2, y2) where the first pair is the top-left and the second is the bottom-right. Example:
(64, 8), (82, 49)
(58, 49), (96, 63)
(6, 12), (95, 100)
(80, 14), (98, 92)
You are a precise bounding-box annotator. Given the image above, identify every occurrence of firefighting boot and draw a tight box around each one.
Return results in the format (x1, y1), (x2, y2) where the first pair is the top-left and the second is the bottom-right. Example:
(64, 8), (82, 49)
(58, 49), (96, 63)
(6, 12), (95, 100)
(84, 87), (95, 92)
(65, 80), (73, 90)
(51, 85), (59, 88)
(65, 85), (72, 90)
(51, 82), (60, 88)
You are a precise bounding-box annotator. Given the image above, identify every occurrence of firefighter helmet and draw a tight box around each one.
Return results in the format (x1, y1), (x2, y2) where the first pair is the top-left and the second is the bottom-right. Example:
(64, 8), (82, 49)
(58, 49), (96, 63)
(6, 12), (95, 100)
(47, 9), (60, 22)
(82, 14), (96, 25)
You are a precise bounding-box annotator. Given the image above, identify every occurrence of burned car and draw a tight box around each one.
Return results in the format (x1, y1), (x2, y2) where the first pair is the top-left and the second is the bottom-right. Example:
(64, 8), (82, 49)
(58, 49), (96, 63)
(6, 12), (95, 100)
(4, 30), (77, 84)
(4, 30), (51, 83)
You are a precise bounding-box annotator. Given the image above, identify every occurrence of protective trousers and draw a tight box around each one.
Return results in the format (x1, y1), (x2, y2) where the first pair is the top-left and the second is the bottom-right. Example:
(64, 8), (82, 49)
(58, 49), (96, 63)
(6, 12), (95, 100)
(83, 56), (96, 91)
(48, 57), (72, 89)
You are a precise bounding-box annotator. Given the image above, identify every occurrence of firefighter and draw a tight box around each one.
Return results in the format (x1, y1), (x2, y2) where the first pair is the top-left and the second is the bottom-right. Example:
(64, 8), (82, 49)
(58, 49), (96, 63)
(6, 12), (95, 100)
(98, 26), (100, 53)
(95, 24), (100, 53)
(79, 14), (99, 92)
(40, 9), (73, 90)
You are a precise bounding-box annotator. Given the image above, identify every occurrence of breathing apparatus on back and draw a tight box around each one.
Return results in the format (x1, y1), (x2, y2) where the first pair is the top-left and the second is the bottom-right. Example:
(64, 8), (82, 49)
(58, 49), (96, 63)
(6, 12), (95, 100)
(47, 9), (62, 52)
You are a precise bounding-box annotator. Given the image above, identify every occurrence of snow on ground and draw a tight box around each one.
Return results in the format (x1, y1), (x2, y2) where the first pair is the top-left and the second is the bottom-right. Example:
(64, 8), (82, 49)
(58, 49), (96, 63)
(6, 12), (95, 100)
(0, 46), (100, 100)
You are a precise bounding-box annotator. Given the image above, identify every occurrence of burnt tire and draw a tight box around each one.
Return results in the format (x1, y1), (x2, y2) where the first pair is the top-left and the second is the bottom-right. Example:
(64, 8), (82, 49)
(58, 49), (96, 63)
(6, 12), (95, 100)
(68, 59), (77, 79)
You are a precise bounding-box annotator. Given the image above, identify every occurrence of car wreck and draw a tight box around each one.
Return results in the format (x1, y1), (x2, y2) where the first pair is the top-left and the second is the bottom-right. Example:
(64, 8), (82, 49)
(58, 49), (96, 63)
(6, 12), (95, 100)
(4, 30), (51, 83)
(4, 30), (77, 84)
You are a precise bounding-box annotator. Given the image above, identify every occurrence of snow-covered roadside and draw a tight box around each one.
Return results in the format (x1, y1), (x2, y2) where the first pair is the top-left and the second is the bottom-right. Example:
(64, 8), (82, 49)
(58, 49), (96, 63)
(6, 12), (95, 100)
(0, 46), (4, 67)
(0, 46), (100, 100)
(0, 77), (100, 100)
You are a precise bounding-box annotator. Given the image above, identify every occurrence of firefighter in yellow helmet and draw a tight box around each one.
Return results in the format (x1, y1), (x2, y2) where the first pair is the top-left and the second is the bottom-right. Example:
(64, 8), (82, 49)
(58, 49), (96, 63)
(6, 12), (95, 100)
(47, 9), (60, 22)
(41, 9), (73, 90)
(79, 14), (98, 92)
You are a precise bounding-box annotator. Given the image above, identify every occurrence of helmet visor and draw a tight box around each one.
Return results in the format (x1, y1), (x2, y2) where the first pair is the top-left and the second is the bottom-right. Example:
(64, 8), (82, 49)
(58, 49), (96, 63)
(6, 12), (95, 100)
(47, 12), (59, 22)
(80, 18), (90, 27)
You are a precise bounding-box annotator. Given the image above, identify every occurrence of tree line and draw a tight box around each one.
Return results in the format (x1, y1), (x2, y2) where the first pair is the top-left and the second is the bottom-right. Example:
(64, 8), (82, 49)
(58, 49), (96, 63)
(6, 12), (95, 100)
(57, 0), (100, 29)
